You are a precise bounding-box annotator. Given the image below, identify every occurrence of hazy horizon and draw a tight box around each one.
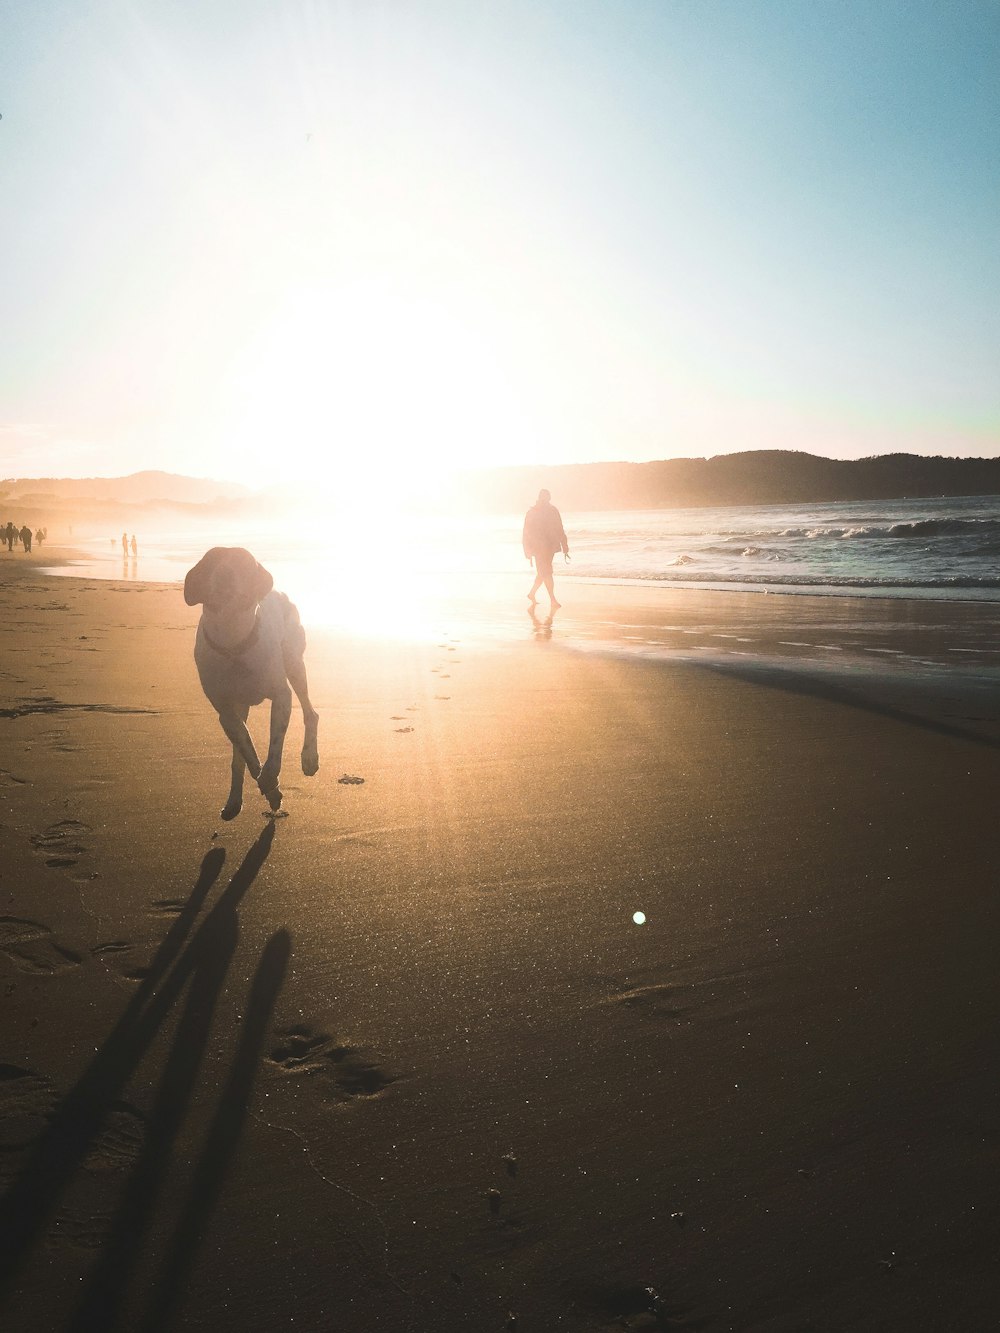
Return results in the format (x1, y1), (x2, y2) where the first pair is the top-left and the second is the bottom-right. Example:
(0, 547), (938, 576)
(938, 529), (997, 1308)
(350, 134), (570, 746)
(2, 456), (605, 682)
(5, 443), (1000, 492)
(3, 1), (998, 487)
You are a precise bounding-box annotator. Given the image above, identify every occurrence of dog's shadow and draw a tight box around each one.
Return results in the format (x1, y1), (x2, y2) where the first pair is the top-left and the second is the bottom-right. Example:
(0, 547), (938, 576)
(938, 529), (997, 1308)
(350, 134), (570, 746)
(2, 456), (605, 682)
(0, 823), (288, 1330)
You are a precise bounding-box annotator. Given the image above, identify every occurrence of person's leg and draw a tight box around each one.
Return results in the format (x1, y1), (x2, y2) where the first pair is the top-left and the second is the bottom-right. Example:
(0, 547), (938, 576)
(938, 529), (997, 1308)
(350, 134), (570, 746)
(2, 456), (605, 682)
(536, 554), (558, 607)
(527, 560), (543, 602)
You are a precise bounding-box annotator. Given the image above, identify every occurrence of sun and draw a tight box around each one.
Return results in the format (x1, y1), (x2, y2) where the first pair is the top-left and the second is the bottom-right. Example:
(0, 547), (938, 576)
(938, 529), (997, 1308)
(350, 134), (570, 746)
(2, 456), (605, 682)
(210, 277), (535, 497)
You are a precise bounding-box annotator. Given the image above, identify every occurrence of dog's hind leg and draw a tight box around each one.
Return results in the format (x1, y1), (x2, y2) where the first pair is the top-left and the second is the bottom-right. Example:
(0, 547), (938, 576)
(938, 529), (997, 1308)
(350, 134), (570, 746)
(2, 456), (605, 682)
(281, 606), (319, 777)
(284, 656), (319, 776)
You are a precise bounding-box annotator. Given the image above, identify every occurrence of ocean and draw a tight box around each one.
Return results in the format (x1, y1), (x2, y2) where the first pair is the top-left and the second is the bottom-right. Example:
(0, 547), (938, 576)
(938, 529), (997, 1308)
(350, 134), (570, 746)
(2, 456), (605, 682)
(50, 493), (1000, 602)
(568, 494), (1000, 598)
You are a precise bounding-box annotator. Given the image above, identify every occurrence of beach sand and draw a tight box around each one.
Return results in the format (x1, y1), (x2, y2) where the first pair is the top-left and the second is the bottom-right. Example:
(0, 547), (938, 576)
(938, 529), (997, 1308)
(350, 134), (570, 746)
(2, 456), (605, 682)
(1, 556), (999, 1331)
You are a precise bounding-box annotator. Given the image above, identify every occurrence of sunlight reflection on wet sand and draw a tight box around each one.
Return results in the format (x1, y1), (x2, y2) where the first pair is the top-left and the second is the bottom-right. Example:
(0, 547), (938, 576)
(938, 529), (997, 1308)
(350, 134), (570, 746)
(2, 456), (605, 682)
(38, 536), (1000, 677)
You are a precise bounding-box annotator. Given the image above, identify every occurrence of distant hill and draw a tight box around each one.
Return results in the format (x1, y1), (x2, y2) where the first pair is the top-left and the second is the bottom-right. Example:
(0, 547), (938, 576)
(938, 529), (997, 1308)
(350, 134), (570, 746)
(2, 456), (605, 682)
(3, 455), (1000, 528)
(456, 451), (1000, 511)
(0, 471), (251, 505)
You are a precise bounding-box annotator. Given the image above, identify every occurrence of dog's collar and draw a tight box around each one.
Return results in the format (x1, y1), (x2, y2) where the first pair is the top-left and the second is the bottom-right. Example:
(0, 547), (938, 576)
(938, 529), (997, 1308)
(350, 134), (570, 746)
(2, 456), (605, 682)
(202, 612), (261, 659)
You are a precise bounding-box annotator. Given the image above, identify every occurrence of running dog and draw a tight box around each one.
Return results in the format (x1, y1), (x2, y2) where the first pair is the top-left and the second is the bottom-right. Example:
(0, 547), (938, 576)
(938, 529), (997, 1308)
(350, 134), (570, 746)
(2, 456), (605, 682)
(184, 547), (319, 819)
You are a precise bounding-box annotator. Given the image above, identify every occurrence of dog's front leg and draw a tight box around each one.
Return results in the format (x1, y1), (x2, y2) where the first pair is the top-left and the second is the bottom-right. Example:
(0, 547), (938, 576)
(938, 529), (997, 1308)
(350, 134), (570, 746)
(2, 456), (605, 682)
(257, 683), (292, 812)
(221, 743), (249, 821)
(218, 708), (261, 781)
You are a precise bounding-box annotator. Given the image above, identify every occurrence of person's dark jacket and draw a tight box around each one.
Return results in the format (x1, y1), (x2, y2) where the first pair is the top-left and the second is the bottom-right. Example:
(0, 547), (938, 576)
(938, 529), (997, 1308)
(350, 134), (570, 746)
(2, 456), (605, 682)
(522, 502), (569, 559)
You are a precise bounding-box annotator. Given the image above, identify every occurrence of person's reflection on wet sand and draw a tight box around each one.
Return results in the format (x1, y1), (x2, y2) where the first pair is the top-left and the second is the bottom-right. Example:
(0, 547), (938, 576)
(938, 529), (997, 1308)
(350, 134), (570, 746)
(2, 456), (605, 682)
(528, 604), (558, 641)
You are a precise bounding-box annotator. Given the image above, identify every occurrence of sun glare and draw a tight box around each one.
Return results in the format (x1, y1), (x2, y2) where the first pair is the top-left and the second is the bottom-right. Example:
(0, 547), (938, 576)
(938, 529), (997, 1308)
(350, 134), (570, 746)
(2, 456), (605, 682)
(243, 483), (520, 642)
(211, 278), (534, 491)
(289, 548), (435, 639)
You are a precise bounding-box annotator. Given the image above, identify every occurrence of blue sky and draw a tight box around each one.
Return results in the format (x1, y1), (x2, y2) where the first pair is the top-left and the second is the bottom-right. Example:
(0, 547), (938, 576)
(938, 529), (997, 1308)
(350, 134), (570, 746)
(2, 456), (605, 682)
(1, 0), (997, 484)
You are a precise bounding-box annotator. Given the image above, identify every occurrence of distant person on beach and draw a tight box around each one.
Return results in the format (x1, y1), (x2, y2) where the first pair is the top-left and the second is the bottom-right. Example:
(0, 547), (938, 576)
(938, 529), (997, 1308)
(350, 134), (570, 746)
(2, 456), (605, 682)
(19, 525), (32, 553)
(121, 532), (129, 556)
(5, 522), (16, 551)
(523, 488), (569, 608)
(130, 534), (138, 557)
(34, 528), (44, 547)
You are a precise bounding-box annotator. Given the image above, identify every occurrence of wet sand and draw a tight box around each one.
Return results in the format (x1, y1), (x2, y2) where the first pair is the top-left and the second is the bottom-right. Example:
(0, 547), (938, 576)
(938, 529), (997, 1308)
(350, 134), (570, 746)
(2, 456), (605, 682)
(1, 556), (999, 1331)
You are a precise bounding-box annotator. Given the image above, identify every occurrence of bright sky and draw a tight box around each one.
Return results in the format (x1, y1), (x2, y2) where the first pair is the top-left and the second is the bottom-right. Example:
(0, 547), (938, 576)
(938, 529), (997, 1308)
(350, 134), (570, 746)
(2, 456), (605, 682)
(1, 0), (998, 486)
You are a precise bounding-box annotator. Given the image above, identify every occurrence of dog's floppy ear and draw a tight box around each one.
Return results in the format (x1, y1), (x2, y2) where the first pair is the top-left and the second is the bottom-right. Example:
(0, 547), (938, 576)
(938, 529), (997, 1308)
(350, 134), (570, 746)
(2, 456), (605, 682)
(184, 547), (227, 606)
(253, 561), (274, 603)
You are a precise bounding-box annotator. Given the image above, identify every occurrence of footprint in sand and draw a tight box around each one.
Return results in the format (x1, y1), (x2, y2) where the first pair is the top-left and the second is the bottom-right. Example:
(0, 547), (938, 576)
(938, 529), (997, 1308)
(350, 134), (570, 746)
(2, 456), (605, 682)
(337, 774), (365, 785)
(608, 981), (701, 1022)
(150, 899), (186, 917)
(30, 818), (91, 870)
(47, 1101), (145, 1248)
(609, 971), (752, 1023)
(48, 1210), (113, 1250)
(266, 1024), (399, 1103)
(394, 726), (414, 734)
(0, 769), (27, 788)
(0, 1065), (59, 1154)
(93, 940), (150, 979)
(478, 1203), (544, 1258)
(434, 695), (451, 700)
(82, 1101), (145, 1171)
(41, 727), (78, 755)
(584, 1282), (685, 1328)
(0, 917), (83, 975)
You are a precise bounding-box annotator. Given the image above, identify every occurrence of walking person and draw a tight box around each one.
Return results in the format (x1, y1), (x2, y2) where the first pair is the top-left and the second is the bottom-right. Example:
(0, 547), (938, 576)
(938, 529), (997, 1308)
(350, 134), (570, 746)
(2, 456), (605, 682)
(19, 525), (32, 553)
(522, 488), (569, 609)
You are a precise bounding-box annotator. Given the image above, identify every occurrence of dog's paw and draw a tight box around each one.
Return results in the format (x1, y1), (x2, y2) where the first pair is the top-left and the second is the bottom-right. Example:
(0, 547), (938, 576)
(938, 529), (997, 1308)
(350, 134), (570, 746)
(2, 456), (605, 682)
(258, 772), (283, 811)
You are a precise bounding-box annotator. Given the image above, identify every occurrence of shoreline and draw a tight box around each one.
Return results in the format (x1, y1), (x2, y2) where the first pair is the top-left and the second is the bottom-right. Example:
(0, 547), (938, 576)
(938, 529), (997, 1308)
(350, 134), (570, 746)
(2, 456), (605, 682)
(8, 550), (1000, 756)
(11, 544), (1000, 678)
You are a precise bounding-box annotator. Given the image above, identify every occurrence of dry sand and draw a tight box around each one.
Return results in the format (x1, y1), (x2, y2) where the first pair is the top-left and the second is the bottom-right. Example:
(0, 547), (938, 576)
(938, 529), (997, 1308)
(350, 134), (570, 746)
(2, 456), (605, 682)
(1, 555), (999, 1331)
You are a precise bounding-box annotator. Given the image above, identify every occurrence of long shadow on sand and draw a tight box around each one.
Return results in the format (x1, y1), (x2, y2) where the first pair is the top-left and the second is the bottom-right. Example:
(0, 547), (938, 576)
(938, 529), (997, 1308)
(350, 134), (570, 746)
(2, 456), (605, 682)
(0, 822), (286, 1330)
(701, 659), (1000, 752)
